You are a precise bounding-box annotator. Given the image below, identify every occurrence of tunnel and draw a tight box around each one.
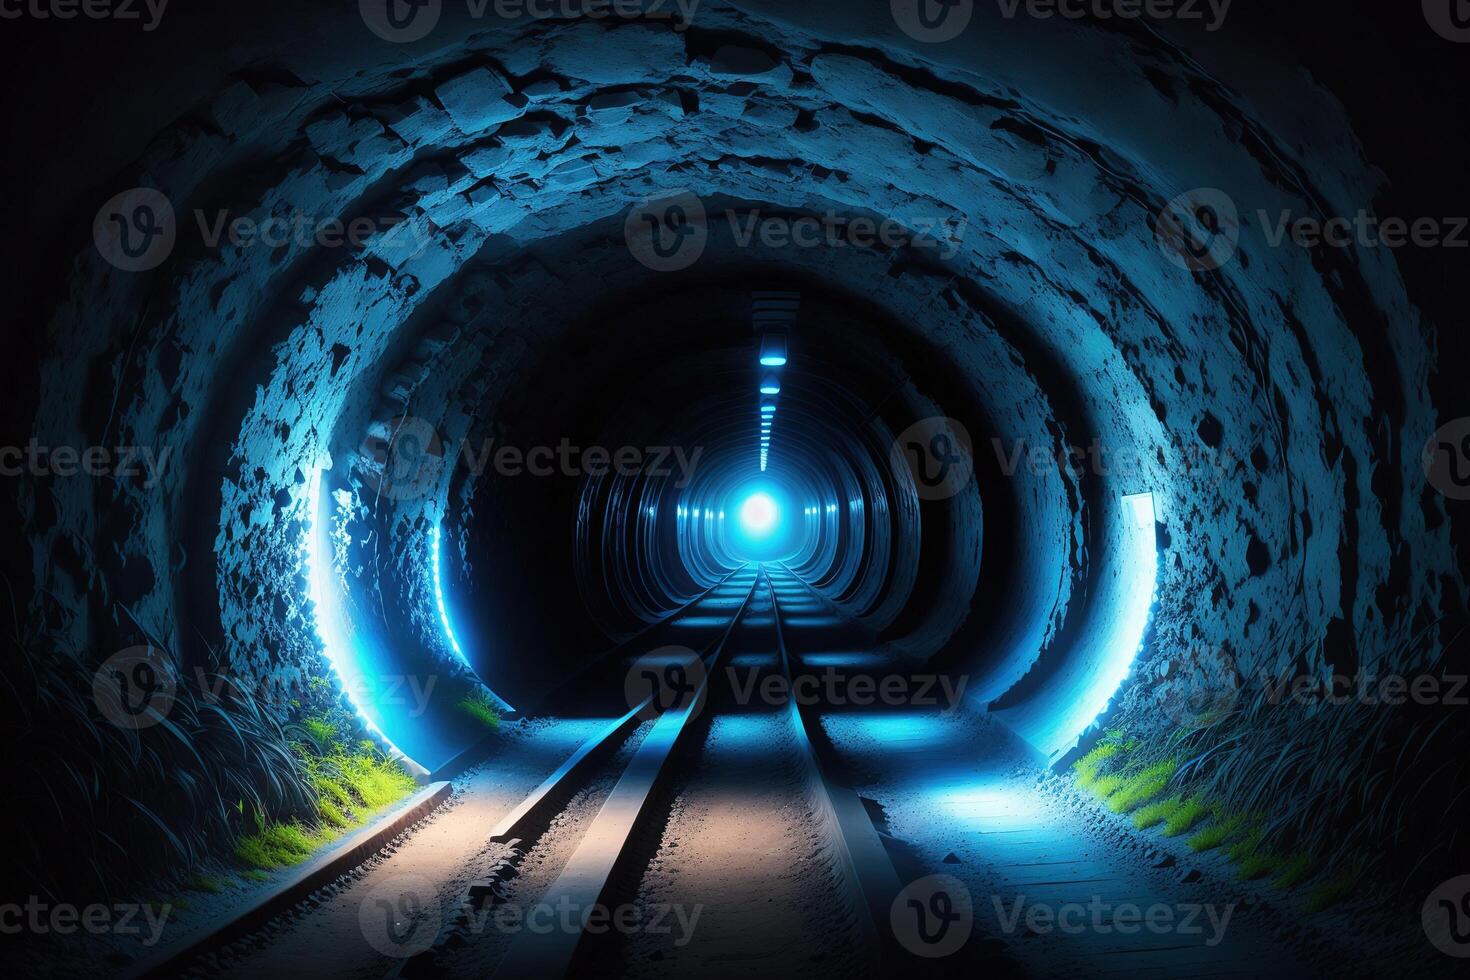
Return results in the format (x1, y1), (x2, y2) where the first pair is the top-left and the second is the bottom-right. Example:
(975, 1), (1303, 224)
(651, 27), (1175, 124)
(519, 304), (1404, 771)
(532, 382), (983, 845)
(4, 2), (1468, 977)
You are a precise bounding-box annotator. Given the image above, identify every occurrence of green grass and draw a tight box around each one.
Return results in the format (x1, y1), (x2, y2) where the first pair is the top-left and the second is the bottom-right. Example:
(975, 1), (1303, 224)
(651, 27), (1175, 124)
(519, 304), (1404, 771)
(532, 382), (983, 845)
(1227, 826), (1265, 863)
(1132, 795), (1183, 830)
(185, 874), (227, 894)
(235, 716), (417, 871)
(1126, 791), (1317, 886)
(1073, 742), (1122, 788)
(1236, 853), (1284, 879)
(1225, 826), (1312, 886)
(1069, 724), (1352, 910)
(1305, 869), (1356, 912)
(457, 689), (502, 730)
(1271, 853), (1315, 890)
(236, 821), (337, 870)
(1161, 796), (1210, 837)
(331, 751), (417, 809)
(1107, 760), (1178, 813)
(1187, 812), (1251, 852)
(1229, 829), (1284, 880)
(240, 869), (270, 883)
(300, 717), (338, 748)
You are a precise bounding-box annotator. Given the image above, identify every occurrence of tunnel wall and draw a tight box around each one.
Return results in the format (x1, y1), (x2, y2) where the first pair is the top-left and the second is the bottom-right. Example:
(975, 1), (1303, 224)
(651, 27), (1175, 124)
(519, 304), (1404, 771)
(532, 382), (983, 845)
(7, 1), (1465, 896)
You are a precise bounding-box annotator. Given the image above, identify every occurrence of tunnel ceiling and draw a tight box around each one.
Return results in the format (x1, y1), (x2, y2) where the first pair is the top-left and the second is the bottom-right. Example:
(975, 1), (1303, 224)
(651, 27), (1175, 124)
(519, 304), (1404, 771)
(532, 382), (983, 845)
(5, 0), (1466, 904)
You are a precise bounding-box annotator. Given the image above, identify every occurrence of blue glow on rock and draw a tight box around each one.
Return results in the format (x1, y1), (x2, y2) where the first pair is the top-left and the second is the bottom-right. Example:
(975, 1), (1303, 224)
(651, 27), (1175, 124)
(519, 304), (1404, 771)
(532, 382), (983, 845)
(996, 491), (1160, 763)
(431, 522), (468, 666)
(303, 465), (420, 770)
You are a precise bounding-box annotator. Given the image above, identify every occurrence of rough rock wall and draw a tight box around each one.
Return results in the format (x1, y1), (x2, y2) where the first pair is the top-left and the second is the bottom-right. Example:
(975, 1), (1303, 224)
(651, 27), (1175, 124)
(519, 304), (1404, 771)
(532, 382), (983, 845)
(8, 3), (1462, 877)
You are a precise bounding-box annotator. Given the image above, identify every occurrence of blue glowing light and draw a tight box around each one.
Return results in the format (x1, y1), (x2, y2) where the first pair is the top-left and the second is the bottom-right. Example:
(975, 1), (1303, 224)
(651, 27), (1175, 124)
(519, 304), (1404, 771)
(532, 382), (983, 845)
(760, 376), (782, 395)
(759, 333), (789, 367)
(923, 780), (1042, 832)
(781, 615), (844, 628)
(431, 523), (469, 666)
(1061, 491), (1159, 737)
(800, 652), (887, 669)
(671, 615), (737, 628)
(996, 491), (1160, 762)
(739, 492), (779, 535)
(845, 714), (945, 743)
(304, 466), (419, 769)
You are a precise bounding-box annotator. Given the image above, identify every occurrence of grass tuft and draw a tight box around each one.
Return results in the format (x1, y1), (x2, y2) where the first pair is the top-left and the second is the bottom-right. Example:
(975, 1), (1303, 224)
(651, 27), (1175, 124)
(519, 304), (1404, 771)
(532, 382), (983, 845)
(1271, 853), (1315, 890)
(1107, 760), (1178, 813)
(236, 821), (336, 870)
(300, 717), (338, 748)
(457, 689), (502, 730)
(1187, 812), (1250, 852)
(1132, 795), (1183, 830)
(1229, 828), (1281, 880)
(235, 716), (416, 871)
(1073, 741), (1124, 789)
(1161, 796), (1210, 837)
(1227, 826), (1265, 864)
(1305, 869), (1357, 912)
(185, 874), (226, 894)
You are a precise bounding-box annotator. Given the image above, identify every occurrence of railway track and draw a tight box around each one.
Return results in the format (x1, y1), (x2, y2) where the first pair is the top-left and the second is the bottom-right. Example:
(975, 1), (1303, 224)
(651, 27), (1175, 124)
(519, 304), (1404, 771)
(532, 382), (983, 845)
(125, 563), (1351, 980)
(410, 564), (914, 978)
(138, 564), (931, 980)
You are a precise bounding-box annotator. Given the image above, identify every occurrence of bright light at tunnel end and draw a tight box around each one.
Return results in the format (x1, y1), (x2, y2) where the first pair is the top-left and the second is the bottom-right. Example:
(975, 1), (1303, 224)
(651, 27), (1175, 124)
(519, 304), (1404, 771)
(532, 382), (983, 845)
(739, 491), (779, 536)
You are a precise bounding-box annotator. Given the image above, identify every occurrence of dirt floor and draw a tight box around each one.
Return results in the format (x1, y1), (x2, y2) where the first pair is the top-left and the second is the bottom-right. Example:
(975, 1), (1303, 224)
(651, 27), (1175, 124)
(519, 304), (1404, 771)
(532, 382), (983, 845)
(611, 709), (867, 978)
(201, 717), (634, 980)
